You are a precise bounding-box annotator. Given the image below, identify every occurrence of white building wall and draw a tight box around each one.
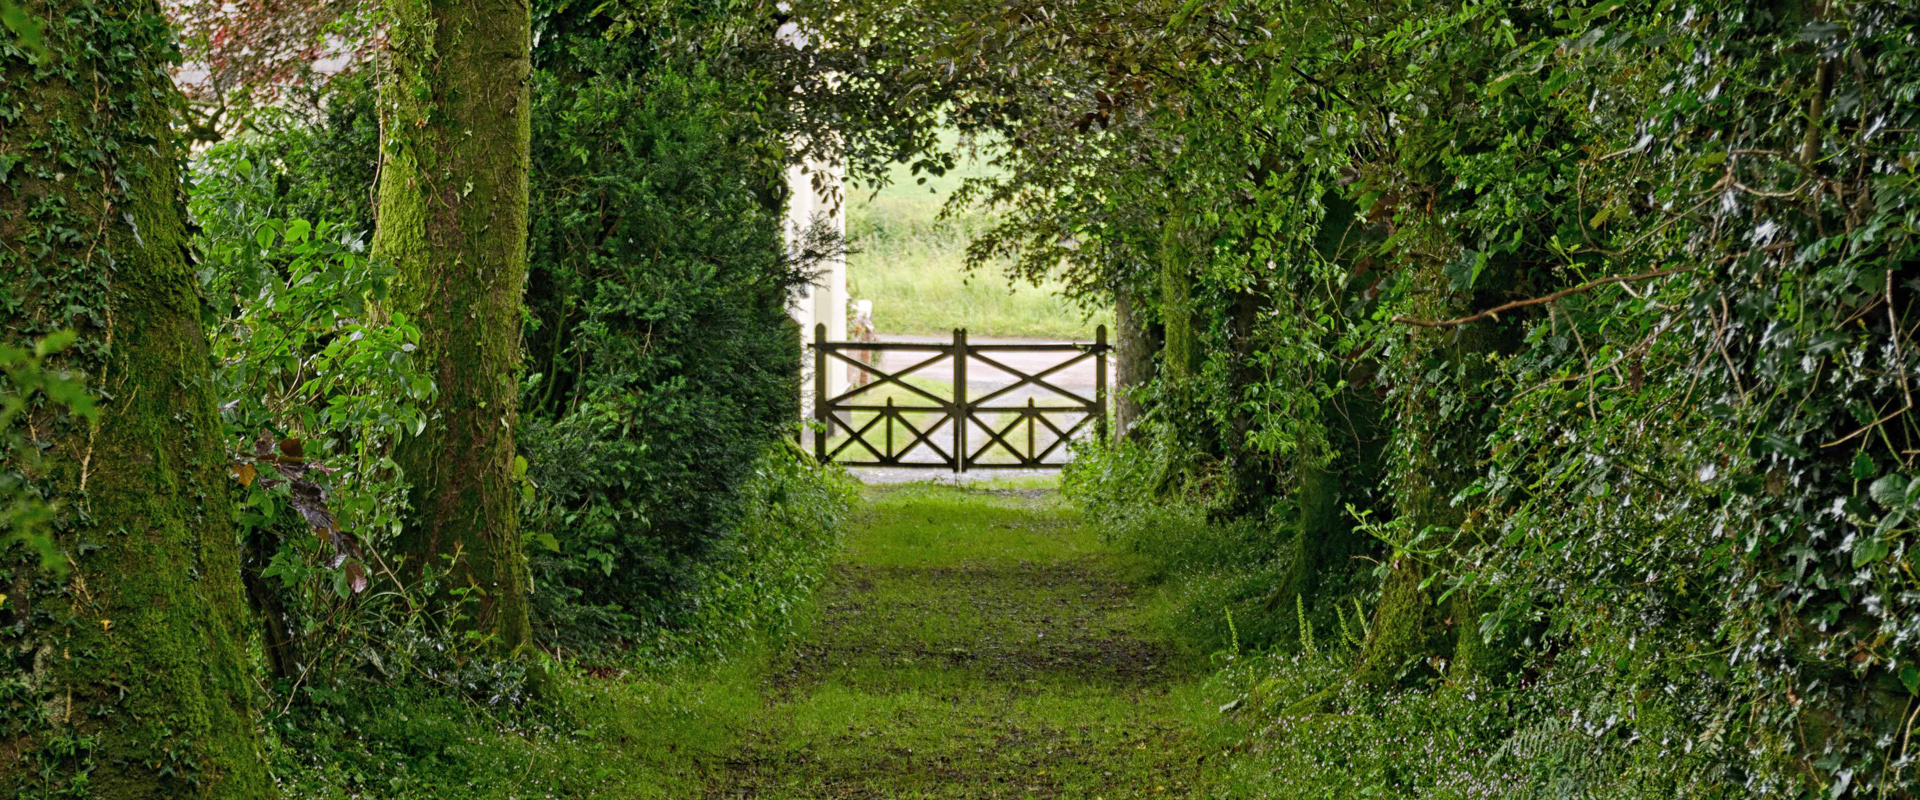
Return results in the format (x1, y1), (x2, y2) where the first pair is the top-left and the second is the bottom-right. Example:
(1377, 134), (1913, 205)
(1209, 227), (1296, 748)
(788, 157), (849, 411)
(778, 17), (848, 418)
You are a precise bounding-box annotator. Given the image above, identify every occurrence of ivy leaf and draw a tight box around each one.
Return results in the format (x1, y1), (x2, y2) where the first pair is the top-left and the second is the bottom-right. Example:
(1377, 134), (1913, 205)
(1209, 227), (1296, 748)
(1851, 450), (1875, 480)
(1852, 535), (1889, 567)
(1869, 475), (1908, 508)
(0, 0), (47, 63)
(1901, 666), (1919, 695)
(1443, 249), (1486, 291)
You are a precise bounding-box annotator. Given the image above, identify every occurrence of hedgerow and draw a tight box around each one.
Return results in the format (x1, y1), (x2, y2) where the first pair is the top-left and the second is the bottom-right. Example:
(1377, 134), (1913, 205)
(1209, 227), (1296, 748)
(818, 0), (1920, 792)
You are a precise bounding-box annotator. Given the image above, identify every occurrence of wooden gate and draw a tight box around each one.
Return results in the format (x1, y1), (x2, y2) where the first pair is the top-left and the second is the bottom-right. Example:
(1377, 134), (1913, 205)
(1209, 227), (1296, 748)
(809, 325), (1108, 471)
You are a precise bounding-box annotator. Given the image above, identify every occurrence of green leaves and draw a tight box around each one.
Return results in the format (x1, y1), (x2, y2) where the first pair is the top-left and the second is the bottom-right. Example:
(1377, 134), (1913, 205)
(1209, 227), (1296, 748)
(1869, 474), (1909, 508)
(0, 0), (47, 62)
(31, 329), (76, 357)
(1443, 249), (1488, 291)
(1853, 535), (1890, 568)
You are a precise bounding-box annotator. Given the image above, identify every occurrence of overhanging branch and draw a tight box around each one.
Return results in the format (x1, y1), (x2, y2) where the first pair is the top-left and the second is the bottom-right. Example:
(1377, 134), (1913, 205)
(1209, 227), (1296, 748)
(1391, 267), (1698, 328)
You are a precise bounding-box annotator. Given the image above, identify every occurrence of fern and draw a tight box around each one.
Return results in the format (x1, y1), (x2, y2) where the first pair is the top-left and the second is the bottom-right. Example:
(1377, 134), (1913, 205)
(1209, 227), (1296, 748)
(1295, 594), (1315, 653)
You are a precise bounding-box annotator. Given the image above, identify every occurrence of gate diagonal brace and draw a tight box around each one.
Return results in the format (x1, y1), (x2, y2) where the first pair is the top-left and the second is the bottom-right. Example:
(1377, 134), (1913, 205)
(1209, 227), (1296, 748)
(827, 406), (953, 465)
(826, 412), (889, 462)
(968, 411), (1038, 465)
(879, 407), (954, 463)
(966, 408), (1089, 467)
(966, 350), (1096, 408)
(1030, 412), (1092, 463)
(819, 347), (955, 410)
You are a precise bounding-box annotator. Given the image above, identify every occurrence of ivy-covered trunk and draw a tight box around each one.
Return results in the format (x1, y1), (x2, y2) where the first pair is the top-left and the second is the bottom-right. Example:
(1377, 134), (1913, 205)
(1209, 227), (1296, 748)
(1276, 190), (1383, 614)
(0, 2), (275, 795)
(1279, 382), (1380, 612)
(1353, 264), (1517, 687)
(373, 0), (535, 651)
(1158, 200), (1203, 382)
(1351, 321), (1471, 687)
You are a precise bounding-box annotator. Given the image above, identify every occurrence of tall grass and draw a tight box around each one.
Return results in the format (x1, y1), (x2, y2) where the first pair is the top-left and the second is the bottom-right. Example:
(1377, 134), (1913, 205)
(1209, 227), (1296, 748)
(845, 147), (1111, 340)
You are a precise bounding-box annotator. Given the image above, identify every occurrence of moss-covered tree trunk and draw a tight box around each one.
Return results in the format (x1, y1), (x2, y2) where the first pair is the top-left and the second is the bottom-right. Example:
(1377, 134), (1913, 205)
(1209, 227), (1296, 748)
(1352, 267), (1516, 688)
(0, 3), (275, 795)
(1278, 383), (1381, 611)
(1112, 289), (1156, 440)
(1276, 191), (1383, 614)
(373, 0), (535, 651)
(1159, 198), (1203, 381)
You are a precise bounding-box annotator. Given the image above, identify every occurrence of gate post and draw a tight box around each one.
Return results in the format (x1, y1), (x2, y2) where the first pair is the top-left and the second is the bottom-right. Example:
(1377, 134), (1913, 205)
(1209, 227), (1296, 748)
(953, 328), (967, 473)
(814, 322), (828, 463)
(1095, 324), (1109, 442)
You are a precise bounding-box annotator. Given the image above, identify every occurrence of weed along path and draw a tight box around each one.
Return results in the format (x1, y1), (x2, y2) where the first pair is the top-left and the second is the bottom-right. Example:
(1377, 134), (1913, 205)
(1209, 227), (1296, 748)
(706, 483), (1228, 799)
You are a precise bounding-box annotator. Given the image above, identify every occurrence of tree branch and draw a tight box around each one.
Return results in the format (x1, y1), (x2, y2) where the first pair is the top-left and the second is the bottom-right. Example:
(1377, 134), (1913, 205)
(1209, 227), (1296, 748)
(1390, 267), (1697, 328)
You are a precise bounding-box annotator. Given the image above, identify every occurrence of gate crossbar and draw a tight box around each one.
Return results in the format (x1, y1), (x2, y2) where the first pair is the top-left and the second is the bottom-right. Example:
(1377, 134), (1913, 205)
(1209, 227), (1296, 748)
(820, 347), (954, 410)
(966, 349), (1097, 407)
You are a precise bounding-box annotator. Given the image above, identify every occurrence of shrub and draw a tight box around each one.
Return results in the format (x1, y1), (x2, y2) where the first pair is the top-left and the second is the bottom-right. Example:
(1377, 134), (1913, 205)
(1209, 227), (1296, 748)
(519, 42), (812, 653)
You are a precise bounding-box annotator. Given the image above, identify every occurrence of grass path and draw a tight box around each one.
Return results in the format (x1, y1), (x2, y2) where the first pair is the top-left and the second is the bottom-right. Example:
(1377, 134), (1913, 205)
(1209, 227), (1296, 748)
(704, 483), (1229, 799)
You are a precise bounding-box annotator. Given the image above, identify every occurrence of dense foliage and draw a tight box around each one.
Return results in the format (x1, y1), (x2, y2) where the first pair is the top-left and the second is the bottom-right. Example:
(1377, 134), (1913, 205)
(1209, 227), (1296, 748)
(819, 0), (1920, 794)
(519, 21), (811, 652)
(6, 0), (851, 794)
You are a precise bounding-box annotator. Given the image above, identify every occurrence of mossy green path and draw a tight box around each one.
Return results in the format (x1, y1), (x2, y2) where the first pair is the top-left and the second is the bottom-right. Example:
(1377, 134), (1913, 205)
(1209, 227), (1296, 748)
(707, 483), (1228, 799)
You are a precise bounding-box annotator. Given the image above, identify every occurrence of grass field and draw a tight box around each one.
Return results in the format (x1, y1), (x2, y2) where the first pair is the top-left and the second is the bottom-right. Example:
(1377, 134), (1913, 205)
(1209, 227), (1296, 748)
(846, 141), (1113, 341)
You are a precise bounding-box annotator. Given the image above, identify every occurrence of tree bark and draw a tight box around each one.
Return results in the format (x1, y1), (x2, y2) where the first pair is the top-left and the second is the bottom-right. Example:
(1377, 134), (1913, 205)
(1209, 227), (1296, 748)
(1112, 289), (1156, 440)
(1277, 382), (1381, 613)
(374, 0), (535, 651)
(0, 2), (275, 794)
(1276, 190), (1382, 615)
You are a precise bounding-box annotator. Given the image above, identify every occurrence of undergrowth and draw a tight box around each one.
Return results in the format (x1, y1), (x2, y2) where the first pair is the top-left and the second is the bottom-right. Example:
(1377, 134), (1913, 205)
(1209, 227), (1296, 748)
(1068, 439), (1770, 800)
(258, 449), (854, 799)
(1064, 439), (1347, 659)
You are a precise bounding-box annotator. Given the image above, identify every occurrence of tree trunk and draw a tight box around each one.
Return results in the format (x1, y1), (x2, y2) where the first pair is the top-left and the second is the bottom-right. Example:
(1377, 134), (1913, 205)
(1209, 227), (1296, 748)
(1113, 289), (1156, 440)
(1159, 199), (1203, 381)
(1222, 288), (1275, 513)
(1277, 381), (1380, 614)
(0, 3), (275, 795)
(1276, 190), (1383, 615)
(1353, 271), (1516, 688)
(374, 0), (535, 651)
